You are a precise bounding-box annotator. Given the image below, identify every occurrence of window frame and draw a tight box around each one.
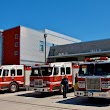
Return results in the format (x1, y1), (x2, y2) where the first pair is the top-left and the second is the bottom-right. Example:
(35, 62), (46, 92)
(11, 69), (16, 76)
(53, 67), (59, 75)
(17, 69), (23, 76)
(14, 51), (18, 55)
(61, 67), (65, 75)
(3, 69), (9, 76)
(66, 67), (71, 74)
(39, 41), (44, 52)
(15, 34), (18, 39)
(15, 42), (18, 47)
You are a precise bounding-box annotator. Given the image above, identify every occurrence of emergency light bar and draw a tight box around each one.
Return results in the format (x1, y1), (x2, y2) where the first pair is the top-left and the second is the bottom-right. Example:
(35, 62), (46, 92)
(85, 57), (108, 61)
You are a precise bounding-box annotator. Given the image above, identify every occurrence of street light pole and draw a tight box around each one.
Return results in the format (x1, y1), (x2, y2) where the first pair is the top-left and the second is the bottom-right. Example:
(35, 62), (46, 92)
(44, 34), (47, 64)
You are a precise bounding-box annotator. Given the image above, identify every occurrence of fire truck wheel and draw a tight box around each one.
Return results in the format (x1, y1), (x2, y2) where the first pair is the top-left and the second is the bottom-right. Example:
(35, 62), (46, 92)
(9, 82), (19, 93)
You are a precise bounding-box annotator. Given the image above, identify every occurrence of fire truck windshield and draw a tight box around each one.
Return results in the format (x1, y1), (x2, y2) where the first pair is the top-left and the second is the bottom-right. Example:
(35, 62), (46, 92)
(31, 67), (53, 76)
(79, 64), (94, 76)
(79, 63), (110, 76)
(95, 63), (110, 76)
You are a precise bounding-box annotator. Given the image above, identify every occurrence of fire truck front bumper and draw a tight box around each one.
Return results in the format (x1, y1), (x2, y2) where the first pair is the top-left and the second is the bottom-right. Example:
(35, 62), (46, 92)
(30, 87), (50, 92)
(74, 91), (110, 98)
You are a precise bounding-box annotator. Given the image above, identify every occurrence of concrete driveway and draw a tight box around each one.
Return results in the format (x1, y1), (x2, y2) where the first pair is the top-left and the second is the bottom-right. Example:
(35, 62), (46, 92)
(0, 90), (110, 110)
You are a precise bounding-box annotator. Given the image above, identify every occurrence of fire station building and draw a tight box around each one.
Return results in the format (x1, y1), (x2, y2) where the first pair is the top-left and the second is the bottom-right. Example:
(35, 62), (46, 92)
(1, 25), (110, 65)
(0, 26), (81, 65)
(48, 38), (110, 62)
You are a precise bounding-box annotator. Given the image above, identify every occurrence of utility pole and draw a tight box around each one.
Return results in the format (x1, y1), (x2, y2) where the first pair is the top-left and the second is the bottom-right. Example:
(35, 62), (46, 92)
(44, 34), (47, 63)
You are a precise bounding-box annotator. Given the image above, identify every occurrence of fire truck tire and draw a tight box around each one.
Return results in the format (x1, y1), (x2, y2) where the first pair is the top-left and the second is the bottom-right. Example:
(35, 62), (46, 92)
(9, 82), (19, 93)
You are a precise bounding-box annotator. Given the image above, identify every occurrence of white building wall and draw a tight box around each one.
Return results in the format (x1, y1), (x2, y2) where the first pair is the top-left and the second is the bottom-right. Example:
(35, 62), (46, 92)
(44, 29), (81, 44)
(20, 26), (81, 65)
(20, 26), (46, 65)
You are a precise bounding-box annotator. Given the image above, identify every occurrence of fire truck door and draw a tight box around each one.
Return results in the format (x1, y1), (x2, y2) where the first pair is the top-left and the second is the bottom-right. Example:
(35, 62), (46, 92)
(2, 69), (10, 89)
(53, 67), (60, 82)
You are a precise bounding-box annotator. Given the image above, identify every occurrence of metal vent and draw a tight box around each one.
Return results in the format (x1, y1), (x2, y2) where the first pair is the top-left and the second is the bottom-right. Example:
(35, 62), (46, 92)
(34, 79), (43, 87)
(86, 78), (100, 90)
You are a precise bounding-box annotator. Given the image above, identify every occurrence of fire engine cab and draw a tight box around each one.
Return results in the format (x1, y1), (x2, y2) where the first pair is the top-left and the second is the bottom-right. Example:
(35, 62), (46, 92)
(0, 65), (31, 92)
(30, 62), (79, 93)
(75, 57), (110, 99)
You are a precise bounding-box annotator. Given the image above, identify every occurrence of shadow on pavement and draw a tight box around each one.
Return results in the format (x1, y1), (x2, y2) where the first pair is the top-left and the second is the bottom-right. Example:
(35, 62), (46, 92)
(16, 91), (60, 98)
(0, 90), (13, 94)
(0, 89), (26, 94)
(57, 97), (110, 107)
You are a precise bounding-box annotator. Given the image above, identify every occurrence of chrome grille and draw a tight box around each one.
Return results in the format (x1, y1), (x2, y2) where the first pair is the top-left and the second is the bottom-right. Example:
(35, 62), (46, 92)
(34, 79), (43, 87)
(86, 78), (100, 90)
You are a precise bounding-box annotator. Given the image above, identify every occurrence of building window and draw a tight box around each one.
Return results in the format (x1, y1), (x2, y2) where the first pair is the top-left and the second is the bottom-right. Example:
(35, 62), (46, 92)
(15, 42), (18, 47)
(39, 41), (44, 52)
(14, 51), (18, 55)
(15, 34), (18, 39)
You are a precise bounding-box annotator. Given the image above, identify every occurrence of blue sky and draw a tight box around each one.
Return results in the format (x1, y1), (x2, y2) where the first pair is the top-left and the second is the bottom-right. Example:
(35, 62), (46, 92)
(0, 0), (110, 42)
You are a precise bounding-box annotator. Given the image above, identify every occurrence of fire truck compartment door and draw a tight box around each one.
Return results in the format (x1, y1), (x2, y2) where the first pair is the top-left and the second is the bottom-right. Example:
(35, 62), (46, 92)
(72, 67), (79, 85)
(24, 70), (31, 86)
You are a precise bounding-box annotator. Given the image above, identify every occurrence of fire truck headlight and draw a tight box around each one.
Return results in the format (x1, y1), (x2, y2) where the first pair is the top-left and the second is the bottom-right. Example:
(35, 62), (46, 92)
(101, 81), (110, 89)
(30, 81), (34, 86)
(78, 81), (85, 88)
(43, 81), (47, 86)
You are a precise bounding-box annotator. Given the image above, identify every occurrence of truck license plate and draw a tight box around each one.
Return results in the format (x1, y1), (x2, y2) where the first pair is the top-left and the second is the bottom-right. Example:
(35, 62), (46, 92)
(99, 94), (106, 97)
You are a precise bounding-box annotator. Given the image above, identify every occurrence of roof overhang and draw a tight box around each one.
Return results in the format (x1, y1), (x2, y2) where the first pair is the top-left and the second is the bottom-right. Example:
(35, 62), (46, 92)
(48, 50), (110, 58)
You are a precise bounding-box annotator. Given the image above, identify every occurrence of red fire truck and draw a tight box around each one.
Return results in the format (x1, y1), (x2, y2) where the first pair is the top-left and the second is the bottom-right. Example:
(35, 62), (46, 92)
(0, 65), (31, 92)
(75, 57), (110, 99)
(30, 62), (79, 93)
